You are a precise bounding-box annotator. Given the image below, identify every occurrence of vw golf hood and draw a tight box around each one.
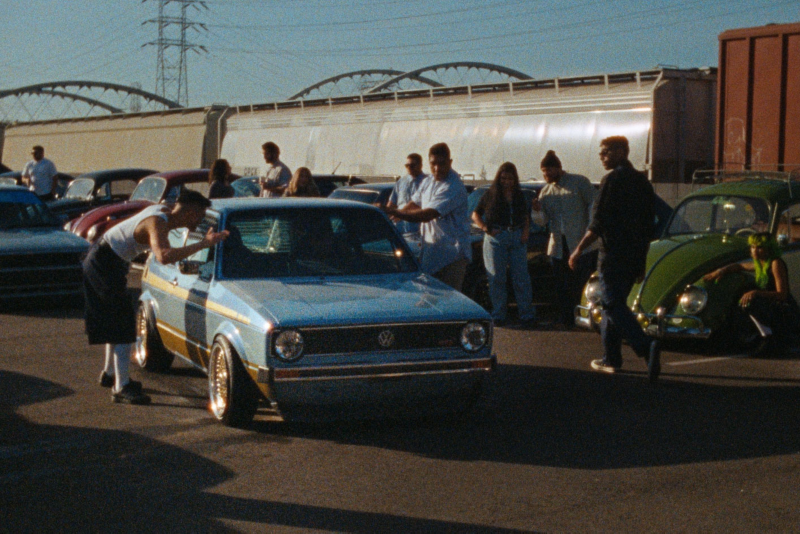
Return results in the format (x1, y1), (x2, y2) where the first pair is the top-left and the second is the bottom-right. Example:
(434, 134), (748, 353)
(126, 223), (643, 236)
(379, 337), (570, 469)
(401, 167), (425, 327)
(633, 234), (750, 312)
(222, 273), (488, 327)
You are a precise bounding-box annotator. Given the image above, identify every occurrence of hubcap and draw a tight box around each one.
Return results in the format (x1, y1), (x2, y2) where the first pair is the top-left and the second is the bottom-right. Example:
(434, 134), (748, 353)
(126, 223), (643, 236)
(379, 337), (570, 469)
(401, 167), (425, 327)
(209, 345), (229, 418)
(134, 309), (148, 366)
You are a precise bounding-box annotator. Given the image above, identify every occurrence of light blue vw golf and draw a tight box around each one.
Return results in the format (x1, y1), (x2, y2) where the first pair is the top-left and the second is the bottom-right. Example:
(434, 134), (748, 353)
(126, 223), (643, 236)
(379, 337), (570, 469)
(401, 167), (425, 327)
(137, 198), (494, 426)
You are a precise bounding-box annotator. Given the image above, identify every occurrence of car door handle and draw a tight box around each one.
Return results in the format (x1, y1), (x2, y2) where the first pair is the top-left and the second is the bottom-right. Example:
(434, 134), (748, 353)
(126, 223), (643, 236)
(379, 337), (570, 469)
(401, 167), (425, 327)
(170, 278), (178, 286)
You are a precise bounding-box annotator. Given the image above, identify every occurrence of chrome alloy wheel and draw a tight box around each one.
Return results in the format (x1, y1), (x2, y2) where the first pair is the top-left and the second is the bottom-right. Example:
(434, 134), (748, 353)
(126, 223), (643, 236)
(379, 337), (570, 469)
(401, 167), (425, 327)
(209, 343), (230, 418)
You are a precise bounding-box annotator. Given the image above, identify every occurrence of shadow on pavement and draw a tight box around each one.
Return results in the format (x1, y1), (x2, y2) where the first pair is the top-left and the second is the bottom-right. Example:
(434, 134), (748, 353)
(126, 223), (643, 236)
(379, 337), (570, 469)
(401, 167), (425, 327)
(249, 362), (800, 470)
(0, 370), (535, 532)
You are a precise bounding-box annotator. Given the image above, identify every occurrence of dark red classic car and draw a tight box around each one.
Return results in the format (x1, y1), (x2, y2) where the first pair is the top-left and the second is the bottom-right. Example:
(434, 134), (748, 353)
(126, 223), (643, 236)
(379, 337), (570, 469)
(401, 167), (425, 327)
(68, 169), (228, 242)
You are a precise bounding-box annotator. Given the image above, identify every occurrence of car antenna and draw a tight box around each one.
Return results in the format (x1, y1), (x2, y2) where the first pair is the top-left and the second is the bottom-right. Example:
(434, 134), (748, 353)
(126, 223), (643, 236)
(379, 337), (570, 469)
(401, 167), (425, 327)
(330, 162), (341, 175)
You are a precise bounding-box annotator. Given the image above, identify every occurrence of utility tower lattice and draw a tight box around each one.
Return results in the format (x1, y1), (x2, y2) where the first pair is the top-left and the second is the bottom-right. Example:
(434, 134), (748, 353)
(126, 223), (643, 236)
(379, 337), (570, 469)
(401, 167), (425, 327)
(142, 0), (208, 107)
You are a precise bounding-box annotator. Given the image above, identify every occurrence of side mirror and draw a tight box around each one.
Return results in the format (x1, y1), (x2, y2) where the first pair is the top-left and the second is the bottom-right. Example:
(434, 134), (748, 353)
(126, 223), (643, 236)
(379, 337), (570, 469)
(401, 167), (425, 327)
(178, 260), (201, 275)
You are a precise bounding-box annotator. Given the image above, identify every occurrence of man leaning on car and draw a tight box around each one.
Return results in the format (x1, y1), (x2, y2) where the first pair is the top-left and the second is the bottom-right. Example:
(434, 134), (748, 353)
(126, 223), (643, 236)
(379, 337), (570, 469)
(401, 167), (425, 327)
(83, 190), (229, 405)
(383, 143), (472, 291)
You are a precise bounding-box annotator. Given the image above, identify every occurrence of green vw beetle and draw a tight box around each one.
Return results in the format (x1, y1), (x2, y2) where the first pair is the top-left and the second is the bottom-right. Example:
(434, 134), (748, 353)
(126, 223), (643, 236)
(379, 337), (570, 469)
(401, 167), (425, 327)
(575, 171), (800, 345)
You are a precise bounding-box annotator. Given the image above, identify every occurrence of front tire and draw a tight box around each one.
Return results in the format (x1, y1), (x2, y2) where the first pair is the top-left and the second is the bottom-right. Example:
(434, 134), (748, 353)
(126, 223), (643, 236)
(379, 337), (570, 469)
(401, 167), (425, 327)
(208, 337), (259, 428)
(135, 304), (174, 372)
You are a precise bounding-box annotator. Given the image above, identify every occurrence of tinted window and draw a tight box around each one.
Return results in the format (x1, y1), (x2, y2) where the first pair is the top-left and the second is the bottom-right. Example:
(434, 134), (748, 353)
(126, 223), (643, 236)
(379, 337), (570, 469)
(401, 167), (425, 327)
(221, 208), (416, 278)
(328, 189), (380, 204)
(0, 190), (60, 228)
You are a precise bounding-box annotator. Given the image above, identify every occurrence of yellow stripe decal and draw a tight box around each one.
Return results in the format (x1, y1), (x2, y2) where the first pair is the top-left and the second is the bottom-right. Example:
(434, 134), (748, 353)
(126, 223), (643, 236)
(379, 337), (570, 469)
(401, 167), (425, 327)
(143, 270), (251, 325)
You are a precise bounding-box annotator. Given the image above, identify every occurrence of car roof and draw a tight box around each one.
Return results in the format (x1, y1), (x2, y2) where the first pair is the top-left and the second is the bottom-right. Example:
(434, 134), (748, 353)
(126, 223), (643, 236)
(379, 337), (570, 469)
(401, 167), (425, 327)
(76, 168), (158, 182)
(210, 196), (381, 216)
(146, 169), (209, 184)
(0, 184), (30, 192)
(684, 178), (800, 206)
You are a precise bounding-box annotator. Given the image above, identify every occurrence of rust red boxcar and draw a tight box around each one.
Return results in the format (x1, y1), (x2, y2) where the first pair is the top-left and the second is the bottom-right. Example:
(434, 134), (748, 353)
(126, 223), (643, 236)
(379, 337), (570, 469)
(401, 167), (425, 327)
(717, 22), (800, 171)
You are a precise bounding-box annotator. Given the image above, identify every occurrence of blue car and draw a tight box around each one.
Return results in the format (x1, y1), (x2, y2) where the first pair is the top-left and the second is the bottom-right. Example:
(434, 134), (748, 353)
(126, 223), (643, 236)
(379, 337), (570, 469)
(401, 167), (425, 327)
(136, 198), (494, 426)
(0, 185), (89, 303)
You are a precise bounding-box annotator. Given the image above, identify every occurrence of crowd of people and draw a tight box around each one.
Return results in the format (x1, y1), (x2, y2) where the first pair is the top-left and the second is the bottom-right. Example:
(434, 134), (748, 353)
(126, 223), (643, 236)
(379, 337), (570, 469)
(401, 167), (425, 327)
(16, 131), (796, 405)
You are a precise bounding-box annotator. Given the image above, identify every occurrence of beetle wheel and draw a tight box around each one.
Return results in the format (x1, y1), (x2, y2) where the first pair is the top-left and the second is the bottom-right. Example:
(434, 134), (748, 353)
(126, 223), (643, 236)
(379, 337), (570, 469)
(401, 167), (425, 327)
(134, 304), (174, 372)
(208, 337), (259, 428)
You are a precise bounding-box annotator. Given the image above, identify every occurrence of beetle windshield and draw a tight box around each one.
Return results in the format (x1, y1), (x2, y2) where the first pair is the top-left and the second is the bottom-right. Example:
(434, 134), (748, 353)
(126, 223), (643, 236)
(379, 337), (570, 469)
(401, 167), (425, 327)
(665, 195), (772, 237)
(221, 207), (417, 278)
(64, 178), (95, 199)
(0, 190), (60, 228)
(129, 177), (167, 203)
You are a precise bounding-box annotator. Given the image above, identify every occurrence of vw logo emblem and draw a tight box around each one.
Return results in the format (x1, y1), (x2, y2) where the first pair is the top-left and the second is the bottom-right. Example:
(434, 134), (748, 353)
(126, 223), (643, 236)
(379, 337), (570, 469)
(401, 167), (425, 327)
(377, 330), (395, 349)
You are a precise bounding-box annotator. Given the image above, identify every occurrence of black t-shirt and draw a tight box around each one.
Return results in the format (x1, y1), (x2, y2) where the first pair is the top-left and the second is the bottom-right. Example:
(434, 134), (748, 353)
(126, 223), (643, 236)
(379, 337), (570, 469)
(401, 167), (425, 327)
(209, 181), (235, 199)
(475, 189), (529, 229)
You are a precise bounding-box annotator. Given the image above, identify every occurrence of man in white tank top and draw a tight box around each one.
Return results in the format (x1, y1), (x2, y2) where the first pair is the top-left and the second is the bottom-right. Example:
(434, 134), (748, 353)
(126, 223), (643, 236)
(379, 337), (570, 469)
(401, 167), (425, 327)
(83, 190), (229, 404)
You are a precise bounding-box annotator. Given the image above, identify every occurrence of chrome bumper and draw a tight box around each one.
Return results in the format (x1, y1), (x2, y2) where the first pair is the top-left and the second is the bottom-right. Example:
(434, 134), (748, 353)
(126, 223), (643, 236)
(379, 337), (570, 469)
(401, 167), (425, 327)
(574, 304), (711, 339)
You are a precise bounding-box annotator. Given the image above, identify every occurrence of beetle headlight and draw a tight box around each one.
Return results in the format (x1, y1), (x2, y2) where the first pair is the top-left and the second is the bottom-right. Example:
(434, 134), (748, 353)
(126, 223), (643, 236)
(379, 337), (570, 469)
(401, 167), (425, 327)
(274, 330), (304, 361)
(678, 286), (708, 315)
(460, 322), (488, 352)
(584, 279), (603, 305)
(86, 224), (99, 243)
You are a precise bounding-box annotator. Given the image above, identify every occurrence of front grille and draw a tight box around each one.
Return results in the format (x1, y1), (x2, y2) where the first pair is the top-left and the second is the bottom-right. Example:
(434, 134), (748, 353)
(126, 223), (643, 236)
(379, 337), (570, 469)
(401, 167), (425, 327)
(0, 252), (84, 295)
(284, 322), (479, 356)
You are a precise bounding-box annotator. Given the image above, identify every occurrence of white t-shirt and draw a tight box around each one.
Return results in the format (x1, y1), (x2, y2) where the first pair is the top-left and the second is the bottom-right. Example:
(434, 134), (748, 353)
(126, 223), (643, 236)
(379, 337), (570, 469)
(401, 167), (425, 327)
(260, 160), (293, 198)
(22, 158), (58, 196)
(103, 205), (170, 262)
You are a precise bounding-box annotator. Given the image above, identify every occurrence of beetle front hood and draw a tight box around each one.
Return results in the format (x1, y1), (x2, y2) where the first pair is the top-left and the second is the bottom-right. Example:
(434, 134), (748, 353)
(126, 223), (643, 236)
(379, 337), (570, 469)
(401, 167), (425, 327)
(634, 234), (750, 312)
(221, 273), (488, 326)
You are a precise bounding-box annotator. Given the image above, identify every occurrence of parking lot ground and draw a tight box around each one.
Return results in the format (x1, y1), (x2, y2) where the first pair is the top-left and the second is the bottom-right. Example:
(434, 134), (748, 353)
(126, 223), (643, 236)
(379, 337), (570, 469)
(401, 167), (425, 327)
(1, 281), (799, 532)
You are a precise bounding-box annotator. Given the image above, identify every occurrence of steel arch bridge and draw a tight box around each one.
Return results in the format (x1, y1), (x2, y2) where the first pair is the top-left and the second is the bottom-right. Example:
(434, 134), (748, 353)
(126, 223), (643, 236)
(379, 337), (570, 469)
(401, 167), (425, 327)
(290, 62), (532, 100)
(0, 81), (182, 123)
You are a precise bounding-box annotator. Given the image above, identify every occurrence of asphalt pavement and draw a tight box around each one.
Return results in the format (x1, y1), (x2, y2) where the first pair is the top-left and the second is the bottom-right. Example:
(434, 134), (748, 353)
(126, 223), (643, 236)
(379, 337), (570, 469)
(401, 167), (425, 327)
(1, 276), (799, 533)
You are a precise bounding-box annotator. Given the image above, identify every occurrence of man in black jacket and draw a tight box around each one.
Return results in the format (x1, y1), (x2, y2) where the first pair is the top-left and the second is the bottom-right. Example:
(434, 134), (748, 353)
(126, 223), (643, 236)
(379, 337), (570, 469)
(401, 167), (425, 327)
(569, 136), (661, 383)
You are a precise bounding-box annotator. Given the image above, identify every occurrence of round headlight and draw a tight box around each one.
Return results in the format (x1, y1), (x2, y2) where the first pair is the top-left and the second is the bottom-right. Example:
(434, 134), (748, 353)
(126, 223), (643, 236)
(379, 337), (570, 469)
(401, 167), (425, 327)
(460, 322), (488, 352)
(584, 279), (603, 305)
(679, 286), (708, 315)
(274, 330), (304, 361)
(86, 224), (99, 243)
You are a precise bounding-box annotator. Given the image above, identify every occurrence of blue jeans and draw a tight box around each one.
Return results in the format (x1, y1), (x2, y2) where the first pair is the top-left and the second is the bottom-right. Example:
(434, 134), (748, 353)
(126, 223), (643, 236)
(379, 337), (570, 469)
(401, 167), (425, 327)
(599, 267), (650, 366)
(483, 229), (535, 322)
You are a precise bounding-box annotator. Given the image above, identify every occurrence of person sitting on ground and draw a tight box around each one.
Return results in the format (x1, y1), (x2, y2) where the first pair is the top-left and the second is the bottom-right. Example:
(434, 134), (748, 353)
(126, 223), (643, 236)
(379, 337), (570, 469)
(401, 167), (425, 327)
(283, 167), (320, 198)
(704, 232), (800, 352)
(208, 158), (235, 199)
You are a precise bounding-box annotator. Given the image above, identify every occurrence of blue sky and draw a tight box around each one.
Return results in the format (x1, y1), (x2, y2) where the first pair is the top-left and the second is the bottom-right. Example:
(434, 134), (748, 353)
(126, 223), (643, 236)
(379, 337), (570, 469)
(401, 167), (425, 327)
(1, 0), (797, 107)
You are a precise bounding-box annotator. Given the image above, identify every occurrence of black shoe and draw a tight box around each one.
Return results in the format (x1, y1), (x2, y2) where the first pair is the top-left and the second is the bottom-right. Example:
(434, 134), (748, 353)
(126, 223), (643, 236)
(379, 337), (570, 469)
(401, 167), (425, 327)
(112, 382), (151, 405)
(99, 372), (114, 388)
(648, 340), (661, 384)
(591, 359), (621, 374)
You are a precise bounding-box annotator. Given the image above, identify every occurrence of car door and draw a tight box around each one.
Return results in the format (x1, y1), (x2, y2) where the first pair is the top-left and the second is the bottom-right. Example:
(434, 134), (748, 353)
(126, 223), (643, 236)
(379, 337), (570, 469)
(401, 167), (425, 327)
(147, 227), (189, 356)
(776, 203), (800, 300)
(173, 215), (219, 368)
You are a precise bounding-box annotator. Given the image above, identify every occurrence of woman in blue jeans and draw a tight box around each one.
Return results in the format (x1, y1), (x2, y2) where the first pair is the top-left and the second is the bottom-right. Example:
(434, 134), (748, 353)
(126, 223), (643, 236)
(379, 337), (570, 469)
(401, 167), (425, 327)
(471, 162), (536, 325)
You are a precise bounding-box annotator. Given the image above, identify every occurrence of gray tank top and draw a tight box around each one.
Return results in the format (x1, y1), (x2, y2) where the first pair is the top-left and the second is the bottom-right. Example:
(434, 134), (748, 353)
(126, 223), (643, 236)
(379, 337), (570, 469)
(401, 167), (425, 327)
(103, 205), (170, 262)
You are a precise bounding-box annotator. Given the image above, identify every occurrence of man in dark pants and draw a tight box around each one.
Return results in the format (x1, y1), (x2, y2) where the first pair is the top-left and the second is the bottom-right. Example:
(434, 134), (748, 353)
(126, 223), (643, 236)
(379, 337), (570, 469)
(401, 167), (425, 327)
(568, 136), (661, 383)
(83, 190), (229, 404)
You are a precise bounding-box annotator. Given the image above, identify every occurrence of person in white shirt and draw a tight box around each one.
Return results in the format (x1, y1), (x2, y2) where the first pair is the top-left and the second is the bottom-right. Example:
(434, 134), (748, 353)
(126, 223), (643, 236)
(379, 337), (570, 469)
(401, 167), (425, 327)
(532, 150), (597, 327)
(387, 153), (427, 236)
(384, 143), (472, 291)
(82, 190), (228, 404)
(259, 142), (293, 198)
(21, 145), (58, 201)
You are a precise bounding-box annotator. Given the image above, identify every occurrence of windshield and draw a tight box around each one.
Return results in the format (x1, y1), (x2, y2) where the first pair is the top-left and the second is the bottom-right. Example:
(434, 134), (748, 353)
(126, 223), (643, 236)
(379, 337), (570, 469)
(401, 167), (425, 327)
(328, 189), (380, 204)
(129, 177), (167, 203)
(666, 195), (772, 237)
(232, 177), (260, 198)
(0, 190), (60, 228)
(65, 178), (95, 199)
(222, 207), (417, 278)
